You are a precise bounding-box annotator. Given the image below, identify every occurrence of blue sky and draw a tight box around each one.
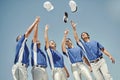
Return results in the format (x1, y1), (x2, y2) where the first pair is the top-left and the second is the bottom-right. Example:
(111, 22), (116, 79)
(0, 0), (120, 80)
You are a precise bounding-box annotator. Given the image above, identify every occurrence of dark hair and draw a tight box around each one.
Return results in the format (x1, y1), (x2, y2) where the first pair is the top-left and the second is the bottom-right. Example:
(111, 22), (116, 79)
(81, 32), (90, 39)
(49, 40), (56, 47)
(66, 38), (72, 41)
(49, 40), (55, 43)
(16, 35), (21, 42)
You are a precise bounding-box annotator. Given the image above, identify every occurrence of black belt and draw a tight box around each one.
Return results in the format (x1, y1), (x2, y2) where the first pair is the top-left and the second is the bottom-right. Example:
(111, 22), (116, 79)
(90, 56), (103, 63)
(22, 63), (28, 67)
(34, 65), (46, 68)
(15, 63), (28, 67)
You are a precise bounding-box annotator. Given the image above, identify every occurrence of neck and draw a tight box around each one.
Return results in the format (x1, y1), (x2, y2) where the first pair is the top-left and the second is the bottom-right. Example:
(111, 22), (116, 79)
(52, 47), (56, 50)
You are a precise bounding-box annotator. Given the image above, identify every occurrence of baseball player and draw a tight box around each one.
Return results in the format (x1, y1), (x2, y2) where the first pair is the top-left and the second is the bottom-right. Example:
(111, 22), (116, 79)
(31, 20), (48, 80)
(70, 20), (115, 80)
(12, 17), (40, 80)
(44, 25), (69, 80)
(62, 29), (93, 80)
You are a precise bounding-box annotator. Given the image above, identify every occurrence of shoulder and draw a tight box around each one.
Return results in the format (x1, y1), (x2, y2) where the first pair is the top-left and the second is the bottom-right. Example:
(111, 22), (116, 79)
(45, 47), (52, 52)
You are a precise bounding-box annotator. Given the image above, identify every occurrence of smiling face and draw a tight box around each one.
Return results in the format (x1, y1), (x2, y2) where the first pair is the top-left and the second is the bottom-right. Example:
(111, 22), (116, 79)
(65, 38), (73, 48)
(81, 32), (90, 42)
(49, 40), (56, 49)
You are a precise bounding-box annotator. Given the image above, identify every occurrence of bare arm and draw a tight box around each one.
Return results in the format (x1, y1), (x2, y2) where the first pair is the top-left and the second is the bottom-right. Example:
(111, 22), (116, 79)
(101, 49), (115, 64)
(70, 20), (80, 43)
(70, 20), (86, 52)
(62, 30), (69, 53)
(32, 23), (39, 43)
(64, 66), (70, 78)
(25, 17), (40, 38)
(83, 56), (92, 72)
(44, 25), (49, 49)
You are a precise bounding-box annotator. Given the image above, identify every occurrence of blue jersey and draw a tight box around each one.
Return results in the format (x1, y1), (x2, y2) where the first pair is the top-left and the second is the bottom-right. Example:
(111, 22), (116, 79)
(65, 46), (85, 64)
(78, 40), (104, 61)
(31, 42), (47, 67)
(45, 47), (64, 69)
(14, 35), (29, 66)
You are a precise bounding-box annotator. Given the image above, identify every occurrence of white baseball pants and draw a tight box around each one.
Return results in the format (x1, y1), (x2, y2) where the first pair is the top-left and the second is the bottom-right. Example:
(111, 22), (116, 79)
(12, 63), (27, 80)
(53, 68), (67, 80)
(91, 58), (112, 80)
(31, 66), (48, 80)
(71, 62), (92, 80)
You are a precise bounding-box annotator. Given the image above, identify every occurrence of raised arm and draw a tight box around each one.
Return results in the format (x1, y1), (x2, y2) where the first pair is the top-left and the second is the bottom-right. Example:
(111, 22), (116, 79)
(25, 17), (40, 38)
(70, 20), (79, 43)
(101, 49), (115, 64)
(44, 25), (49, 49)
(62, 30), (69, 53)
(32, 23), (39, 43)
(70, 20), (86, 53)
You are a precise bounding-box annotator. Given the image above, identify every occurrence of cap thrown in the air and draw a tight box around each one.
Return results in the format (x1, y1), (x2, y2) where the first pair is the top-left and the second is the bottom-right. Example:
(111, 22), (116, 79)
(43, 1), (54, 11)
(63, 12), (68, 23)
(69, 0), (77, 13)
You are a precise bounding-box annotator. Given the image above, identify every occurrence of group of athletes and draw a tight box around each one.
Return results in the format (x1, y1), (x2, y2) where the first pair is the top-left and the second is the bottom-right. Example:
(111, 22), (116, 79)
(12, 17), (115, 80)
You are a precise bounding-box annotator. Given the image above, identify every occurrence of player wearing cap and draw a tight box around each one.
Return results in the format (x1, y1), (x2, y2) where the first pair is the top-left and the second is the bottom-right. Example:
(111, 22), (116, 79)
(31, 19), (48, 80)
(12, 17), (40, 80)
(44, 25), (69, 80)
(70, 20), (115, 80)
(62, 29), (93, 80)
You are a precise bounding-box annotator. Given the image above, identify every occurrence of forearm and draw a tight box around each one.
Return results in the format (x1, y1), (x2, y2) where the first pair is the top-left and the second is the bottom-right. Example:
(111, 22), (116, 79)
(62, 34), (67, 52)
(25, 18), (39, 38)
(102, 49), (112, 58)
(71, 21), (79, 42)
(44, 28), (49, 49)
(102, 49), (115, 63)
(33, 24), (38, 43)
(44, 30), (48, 42)
(83, 57), (91, 67)
(64, 66), (70, 78)
(73, 30), (79, 42)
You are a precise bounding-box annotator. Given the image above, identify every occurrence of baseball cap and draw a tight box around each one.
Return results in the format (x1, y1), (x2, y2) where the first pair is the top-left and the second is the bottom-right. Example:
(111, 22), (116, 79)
(69, 0), (77, 13)
(63, 12), (68, 23)
(43, 1), (54, 11)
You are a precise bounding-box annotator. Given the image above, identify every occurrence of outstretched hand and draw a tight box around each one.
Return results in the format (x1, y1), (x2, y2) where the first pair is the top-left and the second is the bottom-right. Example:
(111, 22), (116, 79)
(110, 56), (115, 64)
(45, 24), (49, 31)
(70, 20), (77, 30)
(64, 29), (69, 36)
(35, 16), (40, 23)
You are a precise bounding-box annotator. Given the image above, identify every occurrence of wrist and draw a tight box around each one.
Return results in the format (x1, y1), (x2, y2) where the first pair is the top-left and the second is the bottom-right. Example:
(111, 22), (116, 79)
(109, 55), (112, 59)
(45, 29), (48, 31)
(64, 35), (67, 37)
(73, 28), (76, 31)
